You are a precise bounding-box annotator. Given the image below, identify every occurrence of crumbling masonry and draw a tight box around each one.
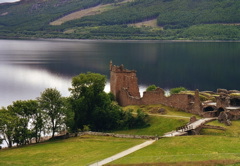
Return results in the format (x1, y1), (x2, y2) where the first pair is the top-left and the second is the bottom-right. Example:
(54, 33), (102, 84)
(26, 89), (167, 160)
(110, 62), (240, 121)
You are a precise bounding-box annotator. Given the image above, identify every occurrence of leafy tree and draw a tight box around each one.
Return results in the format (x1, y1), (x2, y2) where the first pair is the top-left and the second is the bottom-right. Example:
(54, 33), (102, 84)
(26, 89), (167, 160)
(25, 101), (44, 144)
(62, 97), (75, 133)
(31, 108), (44, 143)
(38, 88), (66, 138)
(146, 85), (158, 92)
(7, 100), (38, 146)
(69, 72), (107, 131)
(0, 107), (18, 148)
(69, 72), (149, 132)
(170, 87), (187, 95)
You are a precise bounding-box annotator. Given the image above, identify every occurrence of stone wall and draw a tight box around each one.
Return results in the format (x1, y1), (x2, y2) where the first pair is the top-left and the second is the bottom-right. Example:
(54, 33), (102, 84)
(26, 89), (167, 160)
(109, 62), (240, 120)
(141, 88), (196, 112)
(78, 131), (157, 139)
(109, 62), (201, 114)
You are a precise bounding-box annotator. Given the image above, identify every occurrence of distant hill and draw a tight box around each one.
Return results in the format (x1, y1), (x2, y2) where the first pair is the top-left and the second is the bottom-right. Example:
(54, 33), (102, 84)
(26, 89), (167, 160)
(1, 0), (240, 40)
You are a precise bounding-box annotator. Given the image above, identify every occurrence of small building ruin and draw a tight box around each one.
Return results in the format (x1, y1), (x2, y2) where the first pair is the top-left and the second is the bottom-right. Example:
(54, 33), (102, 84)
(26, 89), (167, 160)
(110, 62), (240, 121)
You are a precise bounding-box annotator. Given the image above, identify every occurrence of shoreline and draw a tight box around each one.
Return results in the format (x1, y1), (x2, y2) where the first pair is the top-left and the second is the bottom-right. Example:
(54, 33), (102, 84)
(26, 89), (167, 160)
(1, 37), (240, 43)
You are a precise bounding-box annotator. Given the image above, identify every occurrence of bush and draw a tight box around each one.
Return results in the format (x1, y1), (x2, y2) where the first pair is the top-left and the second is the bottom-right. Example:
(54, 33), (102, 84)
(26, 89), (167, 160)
(170, 87), (187, 95)
(146, 85), (158, 92)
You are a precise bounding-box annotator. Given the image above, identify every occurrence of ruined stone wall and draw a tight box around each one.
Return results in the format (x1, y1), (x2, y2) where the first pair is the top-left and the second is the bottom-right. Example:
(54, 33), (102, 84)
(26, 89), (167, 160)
(166, 94), (195, 111)
(109, 62), (201, 114)
(216, 95), (230, 108)
(118, 89), (142, 106)
(78, 131), (156, 139)
(109, 62), (240, 120)
(120, 87), (196, 112)
(141, 88), (167, 105)
(140, 88), (195, 111)
(227, 110), (240, 120)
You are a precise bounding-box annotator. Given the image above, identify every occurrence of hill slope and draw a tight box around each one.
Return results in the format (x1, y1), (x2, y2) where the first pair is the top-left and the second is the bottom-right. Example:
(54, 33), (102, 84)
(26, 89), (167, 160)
(1, 0), (240, 40)
(1, 105), (240, 165)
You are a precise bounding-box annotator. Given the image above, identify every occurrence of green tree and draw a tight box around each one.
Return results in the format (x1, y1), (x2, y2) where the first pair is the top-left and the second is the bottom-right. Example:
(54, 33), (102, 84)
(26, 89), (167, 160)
(69, 72), (107, 131)
(31, 108), (44, 143)
(170, 87), (187, 95)
(0, 107), (18, 148)
(7, 100), (38, 146)
(38, 88), (66, 138)
(69, 72), (149, 132)
(146, 84), (158, 91)
(62, 97), (75, 133)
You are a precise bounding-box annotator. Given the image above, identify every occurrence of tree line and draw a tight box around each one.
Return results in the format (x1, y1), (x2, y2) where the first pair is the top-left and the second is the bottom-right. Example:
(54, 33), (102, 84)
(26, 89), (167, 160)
(0, 72), (149, 148)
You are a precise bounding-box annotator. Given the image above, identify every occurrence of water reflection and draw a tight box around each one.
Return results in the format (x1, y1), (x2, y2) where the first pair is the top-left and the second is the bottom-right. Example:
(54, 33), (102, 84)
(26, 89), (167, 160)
(0, 0), (20, 3)
(0, 64), (71, 107)
(1, 39), (240, 107)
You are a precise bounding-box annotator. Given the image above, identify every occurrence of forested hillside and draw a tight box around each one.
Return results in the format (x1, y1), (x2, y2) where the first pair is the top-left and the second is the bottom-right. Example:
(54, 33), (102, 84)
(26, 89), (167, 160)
(1, 0), (240, 40)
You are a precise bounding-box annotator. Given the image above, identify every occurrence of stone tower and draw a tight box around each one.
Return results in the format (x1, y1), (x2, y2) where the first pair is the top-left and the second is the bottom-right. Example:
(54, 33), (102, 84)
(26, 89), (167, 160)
(109, 61), (140, 105)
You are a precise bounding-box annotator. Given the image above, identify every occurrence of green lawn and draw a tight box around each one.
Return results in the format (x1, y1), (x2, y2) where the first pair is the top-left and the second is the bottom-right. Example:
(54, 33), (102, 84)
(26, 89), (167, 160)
(1, 104), (240, 166)
(115, 104), (196, 136)
(109, 136), (240, 165)
(124, 104), (200, 118)
(115, 116), (187, 136)
(0, 135), (144, 166)
(110, 105), (240, 165)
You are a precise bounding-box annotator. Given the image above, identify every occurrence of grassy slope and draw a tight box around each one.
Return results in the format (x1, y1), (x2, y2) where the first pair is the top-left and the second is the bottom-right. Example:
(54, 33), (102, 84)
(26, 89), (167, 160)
(121, 104), (236, 165)
(1, 0), (240, 40)
(0, 135), (145, 166)
(50, 0), (132, 25)
(115, 104), (193, 136)
(109, 136), (240, 165)
(109, 105), (240, 165)
(1, 104), (240, 165)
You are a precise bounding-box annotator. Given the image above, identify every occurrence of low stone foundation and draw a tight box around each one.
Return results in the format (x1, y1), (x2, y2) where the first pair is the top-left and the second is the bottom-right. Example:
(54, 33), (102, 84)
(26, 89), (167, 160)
(77, 131), (157, 139)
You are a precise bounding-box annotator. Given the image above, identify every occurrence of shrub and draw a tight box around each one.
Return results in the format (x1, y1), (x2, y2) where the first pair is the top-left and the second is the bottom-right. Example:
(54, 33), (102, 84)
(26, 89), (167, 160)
(146, 85), (158, 92)
(170, 87), (187, 95)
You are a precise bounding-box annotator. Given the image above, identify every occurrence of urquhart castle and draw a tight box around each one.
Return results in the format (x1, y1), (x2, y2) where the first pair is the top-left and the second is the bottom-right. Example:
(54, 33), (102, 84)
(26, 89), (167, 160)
(110, 62), (240, 121)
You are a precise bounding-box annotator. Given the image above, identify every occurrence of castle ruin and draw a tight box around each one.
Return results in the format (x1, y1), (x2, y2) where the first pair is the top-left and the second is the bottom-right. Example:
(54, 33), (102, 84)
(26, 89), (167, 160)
(110, 62), (240, 121)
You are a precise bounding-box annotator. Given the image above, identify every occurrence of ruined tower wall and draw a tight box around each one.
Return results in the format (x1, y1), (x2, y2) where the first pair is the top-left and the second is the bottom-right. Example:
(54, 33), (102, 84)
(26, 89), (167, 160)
(110, 63), (140, 106)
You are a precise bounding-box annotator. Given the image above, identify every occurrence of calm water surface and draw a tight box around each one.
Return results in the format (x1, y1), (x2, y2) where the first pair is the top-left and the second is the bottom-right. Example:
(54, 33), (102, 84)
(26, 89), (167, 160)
(1, 39), (240, 107)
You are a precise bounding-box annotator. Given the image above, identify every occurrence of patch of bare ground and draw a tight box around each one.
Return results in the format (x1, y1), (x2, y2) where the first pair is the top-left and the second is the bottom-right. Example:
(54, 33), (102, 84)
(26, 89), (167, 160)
(50, 0), (134, 26)
(107, 160), (240, 166)
(1, 12), (8, 16)
(50, 4), (109, 25)
(129, 19), (163, 29)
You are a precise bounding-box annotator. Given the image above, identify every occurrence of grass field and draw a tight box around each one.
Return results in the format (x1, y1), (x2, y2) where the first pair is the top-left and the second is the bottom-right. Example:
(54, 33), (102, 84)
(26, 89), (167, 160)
(108, 105), (240, 165)
(0, 135), (144, 166)
(1, 104), (240, 166)
(108, 136), (240, 166)
(115, 116), (187, 136)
